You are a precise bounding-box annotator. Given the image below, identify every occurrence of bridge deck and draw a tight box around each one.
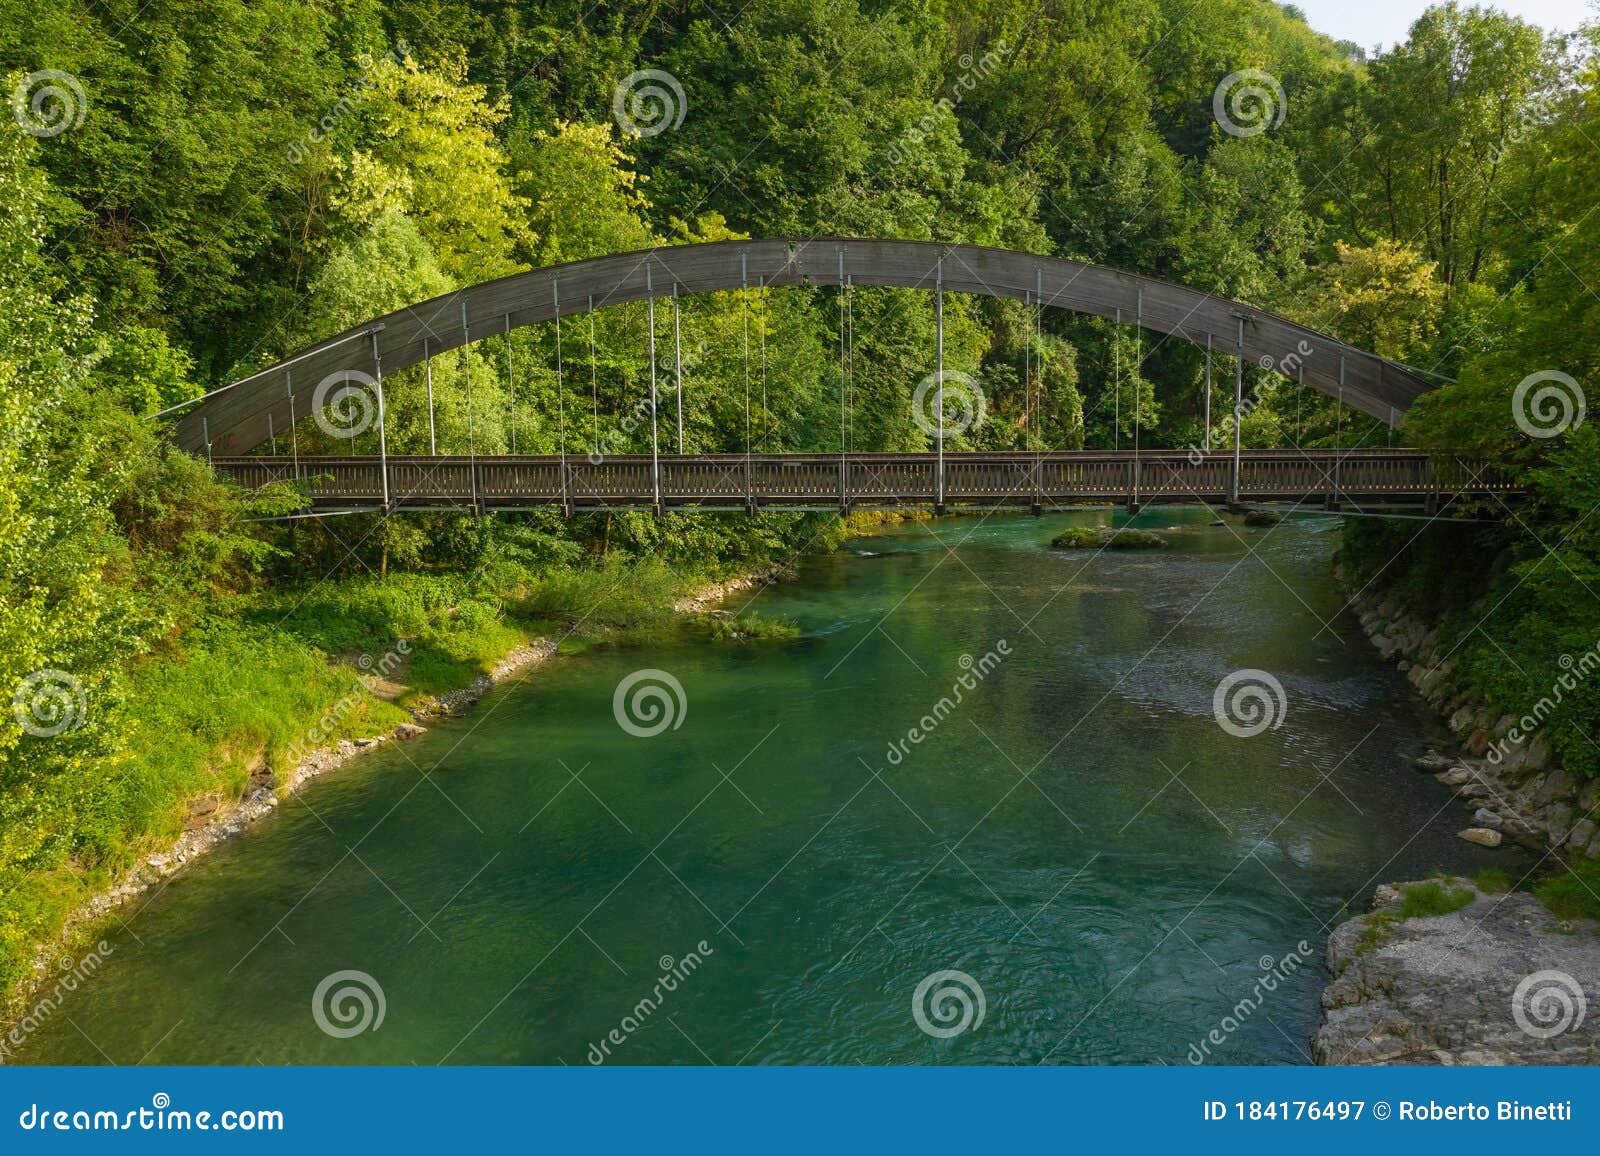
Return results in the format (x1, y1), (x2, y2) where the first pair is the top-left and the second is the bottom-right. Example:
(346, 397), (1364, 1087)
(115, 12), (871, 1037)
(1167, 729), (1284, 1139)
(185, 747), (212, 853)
(211, 450), (1514, 514)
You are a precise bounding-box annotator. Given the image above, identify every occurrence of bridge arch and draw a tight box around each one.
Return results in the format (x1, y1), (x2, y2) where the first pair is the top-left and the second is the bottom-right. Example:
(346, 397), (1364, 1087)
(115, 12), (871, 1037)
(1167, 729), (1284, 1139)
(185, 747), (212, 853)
(173, 237), (1434, 455)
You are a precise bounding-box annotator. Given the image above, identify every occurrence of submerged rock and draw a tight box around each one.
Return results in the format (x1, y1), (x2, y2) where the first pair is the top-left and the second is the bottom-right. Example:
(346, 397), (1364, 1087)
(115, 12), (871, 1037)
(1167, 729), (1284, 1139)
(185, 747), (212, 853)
(1050, 527), (1168, 550)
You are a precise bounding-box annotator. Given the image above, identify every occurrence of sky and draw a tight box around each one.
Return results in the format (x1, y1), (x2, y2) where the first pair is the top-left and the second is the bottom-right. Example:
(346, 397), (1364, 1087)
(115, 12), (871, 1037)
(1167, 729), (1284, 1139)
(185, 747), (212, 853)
(1293, 0), (1593, 51)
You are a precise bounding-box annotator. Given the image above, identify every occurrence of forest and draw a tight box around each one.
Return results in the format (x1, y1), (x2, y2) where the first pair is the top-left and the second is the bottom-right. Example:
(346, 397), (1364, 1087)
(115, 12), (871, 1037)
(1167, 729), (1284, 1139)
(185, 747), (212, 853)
(1, 0), (1596, 1000)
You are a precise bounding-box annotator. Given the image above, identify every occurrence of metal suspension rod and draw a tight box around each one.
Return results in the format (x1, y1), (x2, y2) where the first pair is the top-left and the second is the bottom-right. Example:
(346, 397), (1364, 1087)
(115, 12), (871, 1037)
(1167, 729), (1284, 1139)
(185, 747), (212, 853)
(504, 314), (516, 454)
(935, 254), (944, 512)
(838, 249), (846, 455)
(554, 280), (567, 513)
(268, 412), (277, 456)
(462, 303), (478, 514)
(1203, 333), (1212, 453)
(372, 329), (389, 509)
(287, 373), (300, 483)
(588, 295), (599, 455)
(846, 273), (855, 452)
(1034, 267), (1044, 513)
(742, 251), (752, 511)
(1113, 308), (1121, 453)
(1231, 317), (1244, 508)
(1295, 363), (1304, 449)
(1024, 289), (1031, 451)
(673, 282), (684, 454)
(424, 337), (436, 455)
(1335, 355), (1346, 504)
(647, 261), (661, 515)
(1133, 289), (1142, 509)
(759, 275), (768, 452)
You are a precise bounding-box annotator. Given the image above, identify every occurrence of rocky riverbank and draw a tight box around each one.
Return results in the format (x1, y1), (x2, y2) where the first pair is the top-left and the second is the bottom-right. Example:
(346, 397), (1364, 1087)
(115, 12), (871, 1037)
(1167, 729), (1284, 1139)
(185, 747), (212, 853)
(1313, 568), (1600, 1065)
(1315, 877), (1600, 1064)
(1340, 567), (1600, 859)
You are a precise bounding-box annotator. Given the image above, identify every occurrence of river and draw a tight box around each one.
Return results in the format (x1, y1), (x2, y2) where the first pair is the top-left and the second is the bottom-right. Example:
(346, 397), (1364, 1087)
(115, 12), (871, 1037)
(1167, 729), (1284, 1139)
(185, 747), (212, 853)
(17, 509), (1511, 1065)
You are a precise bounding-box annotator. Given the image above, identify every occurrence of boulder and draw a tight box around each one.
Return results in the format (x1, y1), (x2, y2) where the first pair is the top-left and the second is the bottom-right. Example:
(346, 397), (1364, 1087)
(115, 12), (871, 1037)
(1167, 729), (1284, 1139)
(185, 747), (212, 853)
(1414, 751), (1454, 773)
(394, 722), (428, 741)
(1316, 884), (1600, 1066)
(1458, 827), (1503, 847)
(1567, 818), (1597, 852)
(1472, 808), (1503, 830)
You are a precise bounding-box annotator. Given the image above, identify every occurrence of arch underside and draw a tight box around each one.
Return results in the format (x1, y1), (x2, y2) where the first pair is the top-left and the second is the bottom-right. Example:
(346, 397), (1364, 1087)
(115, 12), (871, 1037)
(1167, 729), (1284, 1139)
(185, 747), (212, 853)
(174, 238), (1434, 455)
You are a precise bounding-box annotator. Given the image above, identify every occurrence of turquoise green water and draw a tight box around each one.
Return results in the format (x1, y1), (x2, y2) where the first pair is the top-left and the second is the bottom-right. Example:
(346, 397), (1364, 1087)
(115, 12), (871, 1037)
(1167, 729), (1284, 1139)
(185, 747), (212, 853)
(18, 510), (1511, 1065)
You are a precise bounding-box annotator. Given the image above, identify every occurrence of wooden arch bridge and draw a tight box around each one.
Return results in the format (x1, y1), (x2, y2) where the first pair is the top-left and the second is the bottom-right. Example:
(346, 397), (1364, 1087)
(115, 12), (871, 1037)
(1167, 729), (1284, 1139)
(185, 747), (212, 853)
(169, 238), (1511, 515)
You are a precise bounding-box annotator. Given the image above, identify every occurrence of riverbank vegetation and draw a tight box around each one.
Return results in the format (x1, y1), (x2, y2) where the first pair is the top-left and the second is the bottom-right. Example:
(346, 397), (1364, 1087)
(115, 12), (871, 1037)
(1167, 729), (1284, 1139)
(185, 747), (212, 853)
(3, 0), (1596, 1001)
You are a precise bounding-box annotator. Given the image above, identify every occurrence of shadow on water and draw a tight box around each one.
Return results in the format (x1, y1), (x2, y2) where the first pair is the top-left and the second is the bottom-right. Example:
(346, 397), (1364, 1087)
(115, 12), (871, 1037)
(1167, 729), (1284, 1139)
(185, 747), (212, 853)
(17, 507), (1521, 1065)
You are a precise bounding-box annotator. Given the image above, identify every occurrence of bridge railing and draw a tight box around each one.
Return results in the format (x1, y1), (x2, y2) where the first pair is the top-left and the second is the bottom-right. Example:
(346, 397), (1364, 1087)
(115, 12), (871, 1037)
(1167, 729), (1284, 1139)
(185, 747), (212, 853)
(210, 449), (1516, 512)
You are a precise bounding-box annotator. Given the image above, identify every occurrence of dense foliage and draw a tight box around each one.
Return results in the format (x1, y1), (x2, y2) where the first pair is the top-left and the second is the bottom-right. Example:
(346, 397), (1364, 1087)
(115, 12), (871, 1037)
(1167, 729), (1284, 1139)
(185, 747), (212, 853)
(1, 0), (1595, 996)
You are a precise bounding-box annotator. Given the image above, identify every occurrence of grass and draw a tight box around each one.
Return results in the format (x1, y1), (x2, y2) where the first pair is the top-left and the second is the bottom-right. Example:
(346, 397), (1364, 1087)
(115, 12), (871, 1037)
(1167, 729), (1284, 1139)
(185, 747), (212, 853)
(1398, 877), (1476, 918)
(687, 613), (801, 643)
(1533, 858), (1600, 922)
(1475, 867), (1514, 893)
(1353, 877), (1477, 956)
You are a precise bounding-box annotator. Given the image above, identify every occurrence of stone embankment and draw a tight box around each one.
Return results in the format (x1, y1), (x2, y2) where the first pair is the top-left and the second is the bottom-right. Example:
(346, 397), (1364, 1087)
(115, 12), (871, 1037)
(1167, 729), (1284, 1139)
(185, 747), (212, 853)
(1343, 569), (1600, 859)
